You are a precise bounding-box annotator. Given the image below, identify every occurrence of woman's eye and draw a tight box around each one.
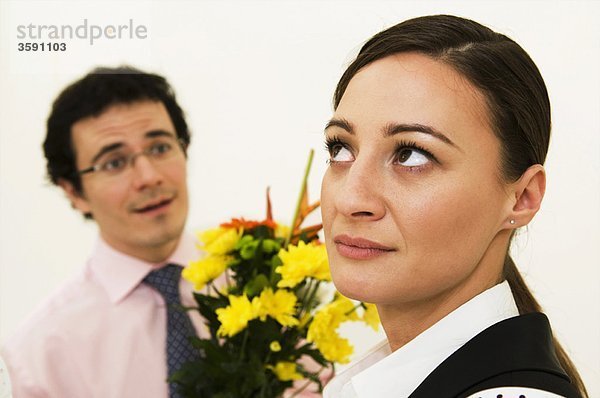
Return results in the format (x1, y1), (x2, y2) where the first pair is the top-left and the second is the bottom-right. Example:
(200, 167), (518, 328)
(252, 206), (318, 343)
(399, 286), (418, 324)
(329, 144), (354, 162)
(395, 148), (430, 167)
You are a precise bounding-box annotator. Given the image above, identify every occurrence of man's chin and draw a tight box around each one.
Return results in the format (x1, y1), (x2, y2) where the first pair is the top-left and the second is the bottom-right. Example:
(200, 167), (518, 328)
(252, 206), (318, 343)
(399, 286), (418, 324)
(144, 228), (183, 247)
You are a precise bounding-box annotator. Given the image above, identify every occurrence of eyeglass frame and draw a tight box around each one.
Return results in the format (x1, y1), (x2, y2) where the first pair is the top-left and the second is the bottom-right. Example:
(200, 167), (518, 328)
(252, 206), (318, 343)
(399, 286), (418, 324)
(76, 135), (187, 177)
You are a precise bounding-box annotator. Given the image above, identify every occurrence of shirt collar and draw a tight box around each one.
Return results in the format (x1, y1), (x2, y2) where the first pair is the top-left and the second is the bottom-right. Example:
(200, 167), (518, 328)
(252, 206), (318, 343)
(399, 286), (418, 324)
(88, 232), (198, 304)
(326, 281), (519, 398)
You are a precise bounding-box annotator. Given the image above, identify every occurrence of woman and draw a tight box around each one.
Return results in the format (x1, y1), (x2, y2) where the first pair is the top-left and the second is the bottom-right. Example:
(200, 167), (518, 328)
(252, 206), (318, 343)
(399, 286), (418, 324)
(320, 15), (587, 398)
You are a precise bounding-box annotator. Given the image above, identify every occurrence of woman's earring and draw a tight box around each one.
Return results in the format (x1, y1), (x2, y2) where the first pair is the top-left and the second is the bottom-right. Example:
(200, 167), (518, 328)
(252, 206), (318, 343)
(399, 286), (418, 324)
(509, 219), (516, 225)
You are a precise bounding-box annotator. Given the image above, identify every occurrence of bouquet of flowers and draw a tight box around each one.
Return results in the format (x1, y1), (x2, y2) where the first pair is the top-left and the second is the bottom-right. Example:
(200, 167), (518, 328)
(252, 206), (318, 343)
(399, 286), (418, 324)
(175, 151), (379, 397)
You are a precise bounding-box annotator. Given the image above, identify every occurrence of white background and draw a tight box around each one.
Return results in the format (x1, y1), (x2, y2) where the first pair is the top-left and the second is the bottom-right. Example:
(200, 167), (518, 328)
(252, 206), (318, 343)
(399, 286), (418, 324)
(0, 0), (598, 395)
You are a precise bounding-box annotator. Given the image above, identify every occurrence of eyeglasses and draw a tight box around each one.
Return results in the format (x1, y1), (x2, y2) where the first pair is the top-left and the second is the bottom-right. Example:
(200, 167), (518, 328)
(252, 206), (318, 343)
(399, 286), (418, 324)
(78, 137), (186, 177)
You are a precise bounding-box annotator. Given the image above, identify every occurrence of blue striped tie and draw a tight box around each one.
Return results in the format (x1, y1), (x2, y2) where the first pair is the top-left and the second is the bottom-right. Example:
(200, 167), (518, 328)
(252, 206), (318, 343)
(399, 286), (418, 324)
(143, 264), (199, 397)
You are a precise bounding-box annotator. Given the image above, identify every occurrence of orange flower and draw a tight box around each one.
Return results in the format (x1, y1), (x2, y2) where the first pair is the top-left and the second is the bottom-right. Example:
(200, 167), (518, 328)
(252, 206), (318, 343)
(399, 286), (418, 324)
(220, 217), (277, 230)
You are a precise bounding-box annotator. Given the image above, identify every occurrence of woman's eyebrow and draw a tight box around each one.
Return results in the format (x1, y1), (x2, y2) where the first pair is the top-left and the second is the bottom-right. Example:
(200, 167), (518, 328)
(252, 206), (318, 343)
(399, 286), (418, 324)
(325, 117), (354, 133)
(384, 123), (461, 150)
(325, 118), (461, 151)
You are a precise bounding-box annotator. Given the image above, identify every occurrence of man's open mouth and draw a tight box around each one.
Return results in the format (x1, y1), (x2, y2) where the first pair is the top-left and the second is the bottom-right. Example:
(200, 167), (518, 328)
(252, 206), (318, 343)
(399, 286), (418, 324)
(134, 198), (172, 213)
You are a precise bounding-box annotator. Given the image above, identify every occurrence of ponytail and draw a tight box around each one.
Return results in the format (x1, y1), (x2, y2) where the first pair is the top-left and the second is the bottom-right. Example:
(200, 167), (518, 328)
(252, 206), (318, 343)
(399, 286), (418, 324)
(503, 255), (589, 397)
(329, 14), (588, 396)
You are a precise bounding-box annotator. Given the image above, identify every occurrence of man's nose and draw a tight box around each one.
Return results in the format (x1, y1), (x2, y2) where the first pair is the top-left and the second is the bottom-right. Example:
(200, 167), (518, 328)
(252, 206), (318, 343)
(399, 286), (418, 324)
(130, 154), (163, 190)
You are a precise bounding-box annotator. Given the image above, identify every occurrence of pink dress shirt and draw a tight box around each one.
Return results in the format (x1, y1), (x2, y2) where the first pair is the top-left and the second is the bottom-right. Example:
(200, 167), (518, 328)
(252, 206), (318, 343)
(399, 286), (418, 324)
(1, 234), (206, 398)
(1, 235), (325, 398)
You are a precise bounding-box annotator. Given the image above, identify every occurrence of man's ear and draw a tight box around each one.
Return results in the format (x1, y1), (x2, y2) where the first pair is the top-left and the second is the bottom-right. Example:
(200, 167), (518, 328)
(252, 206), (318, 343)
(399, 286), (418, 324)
(506, 164), (546, 228)
(57, 178), (92, 215)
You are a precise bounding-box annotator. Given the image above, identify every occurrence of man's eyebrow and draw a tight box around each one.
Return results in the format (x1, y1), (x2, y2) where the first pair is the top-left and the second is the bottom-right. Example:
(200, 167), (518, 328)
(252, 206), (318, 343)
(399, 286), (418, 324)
(145, 129), (176, 139)
(384, 123), (459, 149)
(90, 143), (124, 164)
(89, 130), (177, 164)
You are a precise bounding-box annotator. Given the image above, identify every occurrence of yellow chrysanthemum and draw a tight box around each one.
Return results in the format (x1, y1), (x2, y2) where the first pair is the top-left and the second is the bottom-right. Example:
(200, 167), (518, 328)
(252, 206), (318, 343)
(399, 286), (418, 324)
(362, 303), (380, 331)
(276, 241), (330, 288)
(269, 341), (282, 352)
(275, 223), (290, 239)
(307, 309), (332, 342)
(328, 294), (360, 322)
(316, 334), (354, 364)
(252, 288), (299, 327)
(267, 361), (302, 381)
(298, 312), (312, 329)
(198, 227), (242, 255)
(182, 255), (230, 291)
(306, 295), (360, 363)
(216, 294), (256, 337)
(307, 307), (353, 363)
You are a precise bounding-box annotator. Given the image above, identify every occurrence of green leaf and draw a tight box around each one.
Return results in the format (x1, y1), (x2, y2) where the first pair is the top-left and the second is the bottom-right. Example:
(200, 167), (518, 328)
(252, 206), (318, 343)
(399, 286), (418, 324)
(244, 274), (270, 297)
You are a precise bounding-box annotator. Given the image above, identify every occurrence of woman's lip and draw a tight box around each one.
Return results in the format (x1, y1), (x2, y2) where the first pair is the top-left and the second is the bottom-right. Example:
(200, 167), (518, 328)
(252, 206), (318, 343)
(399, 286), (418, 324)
(333, 235), (395, 260)
(333, 235), (394, 250)
(335, 242), (394, 260)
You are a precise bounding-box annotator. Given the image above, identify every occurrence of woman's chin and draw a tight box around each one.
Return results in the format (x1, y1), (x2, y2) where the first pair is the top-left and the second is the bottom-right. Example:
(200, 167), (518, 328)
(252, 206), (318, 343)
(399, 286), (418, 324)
(331, 274), (377, 303)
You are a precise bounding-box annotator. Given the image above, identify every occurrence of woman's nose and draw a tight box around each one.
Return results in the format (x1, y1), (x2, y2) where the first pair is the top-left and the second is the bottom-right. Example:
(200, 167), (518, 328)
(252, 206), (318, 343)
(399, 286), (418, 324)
(334, 159), (386, 221)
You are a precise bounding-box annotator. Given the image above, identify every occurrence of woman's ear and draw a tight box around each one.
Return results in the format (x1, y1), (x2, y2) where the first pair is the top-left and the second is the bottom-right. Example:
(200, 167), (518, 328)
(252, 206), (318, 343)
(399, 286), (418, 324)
(506, 164), (546, 228)
(58, 178), (92, 215)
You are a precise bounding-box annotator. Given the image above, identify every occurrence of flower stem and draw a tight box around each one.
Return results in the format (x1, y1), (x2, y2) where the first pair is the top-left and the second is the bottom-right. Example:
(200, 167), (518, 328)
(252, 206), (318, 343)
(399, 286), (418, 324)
(299, 279), (314, 316)
(300, 280), (320, 319)
(345, 303), (363, 317)
(225, 270), (231, 289)
(285, 149), (315, 247)
(239, 328), (249, 363)
(287, 366), (325, 398)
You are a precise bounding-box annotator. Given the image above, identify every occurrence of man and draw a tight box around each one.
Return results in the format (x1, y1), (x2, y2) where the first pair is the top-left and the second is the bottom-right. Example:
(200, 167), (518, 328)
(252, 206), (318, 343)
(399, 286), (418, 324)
(1, 66), (203, 397)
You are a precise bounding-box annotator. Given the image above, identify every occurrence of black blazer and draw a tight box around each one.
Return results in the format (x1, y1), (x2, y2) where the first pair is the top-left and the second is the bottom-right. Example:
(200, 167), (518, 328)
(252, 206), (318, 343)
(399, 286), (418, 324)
(408, 313), (581, 398)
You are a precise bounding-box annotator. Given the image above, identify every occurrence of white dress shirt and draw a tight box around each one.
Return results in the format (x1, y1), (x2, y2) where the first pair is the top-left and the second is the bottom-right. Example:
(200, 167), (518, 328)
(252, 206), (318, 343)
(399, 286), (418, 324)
(323, 281), (562, 398)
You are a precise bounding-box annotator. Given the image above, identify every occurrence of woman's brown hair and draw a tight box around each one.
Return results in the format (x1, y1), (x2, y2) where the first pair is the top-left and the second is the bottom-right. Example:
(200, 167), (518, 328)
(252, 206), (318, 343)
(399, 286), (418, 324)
(333, 14), (587, 397)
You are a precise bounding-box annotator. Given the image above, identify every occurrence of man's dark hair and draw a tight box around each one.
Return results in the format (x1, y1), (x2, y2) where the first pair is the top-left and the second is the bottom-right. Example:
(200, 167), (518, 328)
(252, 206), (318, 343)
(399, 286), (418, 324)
(43, 65), (190, 193)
